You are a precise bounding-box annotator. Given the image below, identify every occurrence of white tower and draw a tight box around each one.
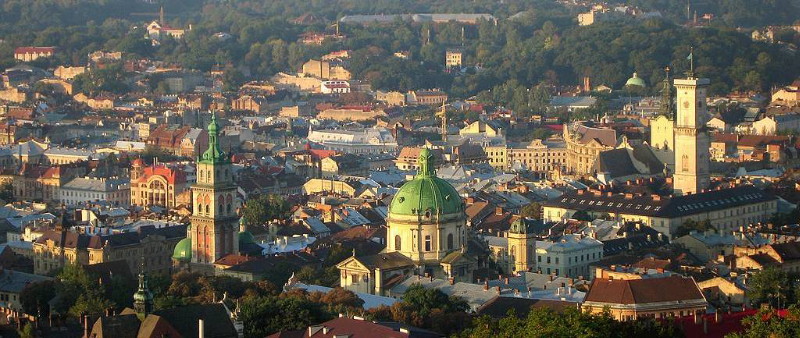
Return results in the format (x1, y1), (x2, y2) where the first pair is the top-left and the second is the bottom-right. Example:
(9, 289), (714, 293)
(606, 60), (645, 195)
(673, 73), (710, 195)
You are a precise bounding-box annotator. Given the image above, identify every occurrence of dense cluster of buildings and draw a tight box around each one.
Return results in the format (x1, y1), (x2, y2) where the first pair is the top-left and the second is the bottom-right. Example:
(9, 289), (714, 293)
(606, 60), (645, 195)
(0, 7), (798, 337)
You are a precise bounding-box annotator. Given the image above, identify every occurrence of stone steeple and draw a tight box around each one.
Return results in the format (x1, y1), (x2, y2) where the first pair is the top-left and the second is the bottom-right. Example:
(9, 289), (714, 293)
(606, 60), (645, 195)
(660, 67), (673, 119)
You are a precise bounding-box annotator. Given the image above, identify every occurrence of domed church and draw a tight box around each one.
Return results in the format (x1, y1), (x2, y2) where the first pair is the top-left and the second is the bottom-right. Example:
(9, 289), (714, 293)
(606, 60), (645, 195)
(336, 148), (481, 296)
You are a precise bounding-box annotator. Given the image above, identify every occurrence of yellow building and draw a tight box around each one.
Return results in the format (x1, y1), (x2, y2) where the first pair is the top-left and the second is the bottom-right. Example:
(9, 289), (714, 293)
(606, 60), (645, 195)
(563, 123), (616, 175)
(509, 139), (568, 173)
(650, 115), (674, 151)
(301, 59), (352, 80)
(0, 87), (29, 103)
(53, 66), (86, 80)
(302, 178), (356, 196)
(375, 91), (407, 106)
(541, 185), (777, 238)
(459, 120), (502, 137)
(33, 225), (186, 276)
(583, 275), (707, 321)
(445, 49), (463, 68)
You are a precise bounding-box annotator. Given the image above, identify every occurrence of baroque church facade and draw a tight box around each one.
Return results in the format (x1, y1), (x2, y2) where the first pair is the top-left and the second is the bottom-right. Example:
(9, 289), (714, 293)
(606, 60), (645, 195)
(336, 148), (483, 296)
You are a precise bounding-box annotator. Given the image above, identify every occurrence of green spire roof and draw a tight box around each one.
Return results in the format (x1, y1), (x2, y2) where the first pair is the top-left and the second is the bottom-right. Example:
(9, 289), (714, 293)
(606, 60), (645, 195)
(133, 262), (154, 318)
(200, 113), (229, 164)
(172, 237), (192, 261)
(388, 148), (463, 216)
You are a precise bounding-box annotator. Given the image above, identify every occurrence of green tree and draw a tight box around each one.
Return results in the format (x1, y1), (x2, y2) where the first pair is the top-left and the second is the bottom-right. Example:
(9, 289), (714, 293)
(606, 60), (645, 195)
(747, 267), (794, 308)
(19, 280), (57, 317)
(0, 182), (13, 202)
(54, 264), (114, 317)
(17, 322), (34, 338)
(458, 307), (676, 338)
(674, 219), (715, 238)
(571, 210), (592, 222)
(519, 202), (542, 219)
(241, 194), (289, 227)
(728, 307), (800, 338)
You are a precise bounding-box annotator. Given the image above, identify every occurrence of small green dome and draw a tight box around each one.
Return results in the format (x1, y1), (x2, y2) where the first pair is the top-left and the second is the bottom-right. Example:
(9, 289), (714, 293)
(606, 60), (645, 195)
(238, 231), (256, 245)
(625, 72), (646, 88)
(389, 148), (463, 216)
(172, 237), (192, 261)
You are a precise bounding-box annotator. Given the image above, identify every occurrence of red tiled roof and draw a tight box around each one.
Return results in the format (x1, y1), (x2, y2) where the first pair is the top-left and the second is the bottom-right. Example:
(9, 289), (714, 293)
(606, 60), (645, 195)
(576, 125), (616, 147)
(308, 149), (338, 160)
(585, 275), (704, 305)
(134, 165), (187, 185)
(14, 47), (56, 54)
(669, 310), (768, 338)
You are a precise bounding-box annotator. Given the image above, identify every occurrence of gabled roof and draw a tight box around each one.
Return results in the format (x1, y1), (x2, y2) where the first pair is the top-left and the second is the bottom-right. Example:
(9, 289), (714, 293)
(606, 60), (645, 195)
(150, 303), (237, 338)
(342, 252), (415, 271)
(585, 275), (705, 305)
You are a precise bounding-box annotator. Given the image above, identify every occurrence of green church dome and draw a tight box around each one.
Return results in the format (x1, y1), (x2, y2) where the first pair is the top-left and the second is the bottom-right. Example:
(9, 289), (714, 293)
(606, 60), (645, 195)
(172, 237), (192, 261)
(625, 72), (646, 88)
(389, 148), (463, 216)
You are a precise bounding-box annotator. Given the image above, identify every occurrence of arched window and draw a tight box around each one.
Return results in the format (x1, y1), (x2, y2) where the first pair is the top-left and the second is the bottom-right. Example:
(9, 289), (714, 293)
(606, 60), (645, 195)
(681, 154), (689, 172)
(447, 234), (454, 250)
(227, 204), (231, 214)
(424, 235), (432, 251)
(205, 204), (209, 214)
(511, 246), (516, 258)
(395, 235), (402, 251)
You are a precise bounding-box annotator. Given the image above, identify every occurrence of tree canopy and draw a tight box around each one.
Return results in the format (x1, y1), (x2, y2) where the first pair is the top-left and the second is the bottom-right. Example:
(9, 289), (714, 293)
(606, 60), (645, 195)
(241, 194), (290, 227)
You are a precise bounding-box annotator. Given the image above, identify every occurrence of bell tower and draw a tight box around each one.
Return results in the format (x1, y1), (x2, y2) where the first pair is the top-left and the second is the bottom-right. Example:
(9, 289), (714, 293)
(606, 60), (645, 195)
(673, 64), (710, 195)
(191, 113), (239, 264)
(507, 218), (534, 273)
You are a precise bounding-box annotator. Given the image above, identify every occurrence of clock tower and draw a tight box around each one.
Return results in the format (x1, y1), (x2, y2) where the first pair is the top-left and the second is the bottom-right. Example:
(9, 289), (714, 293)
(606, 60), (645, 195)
(673, 74), (710, 195)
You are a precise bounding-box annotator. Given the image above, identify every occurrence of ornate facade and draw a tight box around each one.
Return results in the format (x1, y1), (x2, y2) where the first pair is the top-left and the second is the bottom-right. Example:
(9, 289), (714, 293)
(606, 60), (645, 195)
(337, 148), (481, 295)
(563, 123), (617, 175)
(130, 159), (189, 209)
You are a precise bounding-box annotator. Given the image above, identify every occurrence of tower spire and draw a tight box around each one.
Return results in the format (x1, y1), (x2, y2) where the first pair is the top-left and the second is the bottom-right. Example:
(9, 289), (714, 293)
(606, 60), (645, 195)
(133, 257), (153, 319)
(159, 5), (165, 26)
(200, 111), (229, 164)
(660, 66), (673, 119)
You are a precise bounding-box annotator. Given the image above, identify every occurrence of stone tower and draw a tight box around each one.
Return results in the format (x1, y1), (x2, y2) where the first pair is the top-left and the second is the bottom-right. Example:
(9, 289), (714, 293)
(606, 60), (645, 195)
(190, 113), (239, 264)
(507, 218), (534, 273)
(673, 71), (710, 195)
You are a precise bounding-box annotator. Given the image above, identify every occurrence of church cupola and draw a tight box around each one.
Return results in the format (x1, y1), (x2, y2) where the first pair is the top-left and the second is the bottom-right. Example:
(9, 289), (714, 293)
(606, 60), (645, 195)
(133, 262), (154, 319)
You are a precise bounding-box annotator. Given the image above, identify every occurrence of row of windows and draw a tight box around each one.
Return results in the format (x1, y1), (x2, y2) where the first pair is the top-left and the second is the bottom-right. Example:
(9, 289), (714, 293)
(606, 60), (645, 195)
(394, 233), (460, 252)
